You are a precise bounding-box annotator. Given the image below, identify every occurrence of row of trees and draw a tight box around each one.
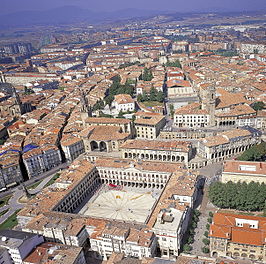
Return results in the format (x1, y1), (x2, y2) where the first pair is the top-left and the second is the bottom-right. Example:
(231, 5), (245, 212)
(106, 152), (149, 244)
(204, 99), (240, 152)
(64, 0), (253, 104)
(201, 211), (213, 254)
(182, 209), (201, 253)
(238, 141), (266, 161)
(209, 181), (266, 211)
(137, 87), (165, 103)
(214, 49), (238, 57)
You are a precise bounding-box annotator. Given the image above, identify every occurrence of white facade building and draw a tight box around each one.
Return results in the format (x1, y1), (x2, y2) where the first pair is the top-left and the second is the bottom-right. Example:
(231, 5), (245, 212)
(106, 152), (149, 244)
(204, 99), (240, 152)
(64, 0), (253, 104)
(112, 94), (135, 112)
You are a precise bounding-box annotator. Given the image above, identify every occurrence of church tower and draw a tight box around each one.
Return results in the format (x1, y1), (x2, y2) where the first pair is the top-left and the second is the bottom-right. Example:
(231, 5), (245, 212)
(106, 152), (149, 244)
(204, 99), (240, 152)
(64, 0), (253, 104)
(80, 89), (92, 127)
(12, 88), (23, 117)
(201, 84), (216, 127)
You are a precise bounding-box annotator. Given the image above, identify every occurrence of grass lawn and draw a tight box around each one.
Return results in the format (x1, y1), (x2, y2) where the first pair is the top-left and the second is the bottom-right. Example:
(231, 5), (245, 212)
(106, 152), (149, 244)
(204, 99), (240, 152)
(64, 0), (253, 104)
(28, 180), (43, 190)
(0, 209), (9, 217)
(44, 173), (60, 188)
(142, 101), (163, 108)
(0, 209), (20, 230)
(0, 195), (11, 208)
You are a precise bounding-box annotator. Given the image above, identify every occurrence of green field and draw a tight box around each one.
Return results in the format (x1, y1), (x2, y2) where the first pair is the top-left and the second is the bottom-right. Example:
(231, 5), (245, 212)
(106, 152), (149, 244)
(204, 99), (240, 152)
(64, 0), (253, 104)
(142, 101), (163, 108)
(28, 180), (42, 190)
(44, 173), (60, 188)
(0, 210), (20, 230)
(0, 195), (11, 208)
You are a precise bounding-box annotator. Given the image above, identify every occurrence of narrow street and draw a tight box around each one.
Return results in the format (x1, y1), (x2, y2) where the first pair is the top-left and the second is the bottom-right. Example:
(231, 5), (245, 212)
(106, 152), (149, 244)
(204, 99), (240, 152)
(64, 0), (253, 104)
(190, 163), (221, 256)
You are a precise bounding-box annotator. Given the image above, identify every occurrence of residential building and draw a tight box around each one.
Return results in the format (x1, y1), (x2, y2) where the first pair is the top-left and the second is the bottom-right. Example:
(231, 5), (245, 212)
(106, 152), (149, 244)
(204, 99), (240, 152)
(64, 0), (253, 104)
(90, 227), (157, 260)
(134, 112), (166, 139)
(0, 230), (44, 264)
(174, 102), (210, 128)
(153, 207), (190, 259)
(23, 146), (62, 178)
(84, 117), (133, 135)
(256, 110), (266, 131)
(0, 144), (23, 189)
(23, 242), (86, 264)
(79, 125), (131, 153)
(61, 136), (85, 162)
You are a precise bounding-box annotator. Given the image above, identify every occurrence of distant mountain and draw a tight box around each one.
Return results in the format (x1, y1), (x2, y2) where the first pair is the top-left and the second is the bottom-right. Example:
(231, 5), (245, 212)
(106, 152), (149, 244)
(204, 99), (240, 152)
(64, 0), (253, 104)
(0, 6), (168, 28)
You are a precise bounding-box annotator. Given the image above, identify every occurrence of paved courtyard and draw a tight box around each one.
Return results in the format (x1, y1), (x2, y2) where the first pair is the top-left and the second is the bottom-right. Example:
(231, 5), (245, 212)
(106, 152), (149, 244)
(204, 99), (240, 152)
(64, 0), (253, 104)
(80, 189), (156, 223)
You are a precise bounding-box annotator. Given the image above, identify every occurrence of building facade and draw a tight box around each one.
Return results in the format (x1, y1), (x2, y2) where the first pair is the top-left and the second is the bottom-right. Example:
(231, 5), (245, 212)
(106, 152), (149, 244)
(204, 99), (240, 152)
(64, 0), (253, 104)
(120, 139), (193, 164)
(198, 127), (261, 163)
(209, 212), (266, 262)
(134, 113), (166, 140)
(153, 207), (190, 259)
(221, 160), (266, 184)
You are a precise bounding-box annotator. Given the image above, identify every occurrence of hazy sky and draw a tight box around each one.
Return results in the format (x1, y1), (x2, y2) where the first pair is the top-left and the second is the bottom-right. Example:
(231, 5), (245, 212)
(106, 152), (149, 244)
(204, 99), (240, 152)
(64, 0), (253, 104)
(2, 0), (266, 14)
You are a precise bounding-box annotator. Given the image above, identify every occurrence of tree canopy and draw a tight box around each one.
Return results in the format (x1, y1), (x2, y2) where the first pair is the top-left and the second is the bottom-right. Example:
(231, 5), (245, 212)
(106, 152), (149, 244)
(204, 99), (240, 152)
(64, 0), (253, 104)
(165, 59), (182, 68)
(209, 181), (266, 211)
(105, 75), (134, 106)
(237, 141), (266, 161)
(252, 101), (265, 112)
(137, 87), (165, 103)
(139, 68), (153, 81)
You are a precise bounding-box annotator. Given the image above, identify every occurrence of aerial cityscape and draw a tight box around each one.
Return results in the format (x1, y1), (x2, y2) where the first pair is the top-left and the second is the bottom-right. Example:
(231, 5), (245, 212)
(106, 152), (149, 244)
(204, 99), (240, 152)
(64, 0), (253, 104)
(0, 1), (266, 264)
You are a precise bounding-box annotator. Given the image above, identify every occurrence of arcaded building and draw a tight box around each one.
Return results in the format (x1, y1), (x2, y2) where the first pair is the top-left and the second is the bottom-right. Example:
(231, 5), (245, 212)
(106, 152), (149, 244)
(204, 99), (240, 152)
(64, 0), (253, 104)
(120, 139), (193, 164)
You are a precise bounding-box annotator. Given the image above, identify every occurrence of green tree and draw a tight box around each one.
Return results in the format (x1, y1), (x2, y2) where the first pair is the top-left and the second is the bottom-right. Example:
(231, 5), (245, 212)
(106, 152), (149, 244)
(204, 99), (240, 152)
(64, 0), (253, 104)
(202, 247), (210, 254)
(187, 236), (194, 244)
(105, 95), (114, 107)
(204, 231), (209, 237)
(207, 217), (212, 224)
(183, 244), (192, 253)
(142, 91), (149, 102)
(137, 94), (143, 102)
(252, 101), (265, 112)
(169, 104), (175, 118)
(202, 238), (210, 246)
(156, 91), (165, 102)
(149, 87), (158, 101)
(117, 110), (125, 119)
(166, 59), (182, 68)
(263, 201), (266, 217)
(209, 181), (266, 211)
(93, 99), (105, 111)
(209, 212), (214, 218)
(140, 68), (153, 81)
(238, 142), (266, 161)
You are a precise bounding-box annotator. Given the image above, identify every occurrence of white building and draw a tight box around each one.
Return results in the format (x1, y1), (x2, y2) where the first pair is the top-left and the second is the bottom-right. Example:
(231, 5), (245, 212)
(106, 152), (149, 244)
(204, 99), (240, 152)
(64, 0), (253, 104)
(112, 94), (135, 112)
(90, 226), (157, 260)
(61, 136), (85, 162)
(152, 207), (190, 259)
